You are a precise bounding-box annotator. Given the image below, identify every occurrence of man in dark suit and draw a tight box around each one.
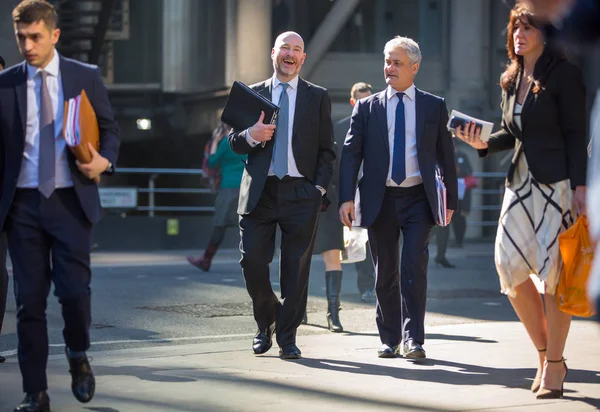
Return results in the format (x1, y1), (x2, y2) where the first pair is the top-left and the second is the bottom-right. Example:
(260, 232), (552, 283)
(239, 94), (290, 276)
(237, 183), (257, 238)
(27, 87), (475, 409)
(229, 31), (335, 360)
(0, 56), (6, 366)
(339, 36), (457, 359)
(336, 82), (377, 303)
(0, 2), (120, 410)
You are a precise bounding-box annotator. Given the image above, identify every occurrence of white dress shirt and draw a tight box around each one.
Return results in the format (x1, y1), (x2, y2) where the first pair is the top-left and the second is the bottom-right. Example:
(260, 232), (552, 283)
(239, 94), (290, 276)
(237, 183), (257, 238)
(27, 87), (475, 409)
(386, 84), (422, 187)
(18, 51), (72, 189)
(246, 75), (302, 178)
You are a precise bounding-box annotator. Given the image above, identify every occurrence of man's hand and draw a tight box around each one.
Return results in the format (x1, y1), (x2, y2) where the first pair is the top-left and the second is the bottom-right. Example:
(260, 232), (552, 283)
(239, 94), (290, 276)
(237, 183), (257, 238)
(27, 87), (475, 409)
(573, 185), (587, 216)
(248, 111), (276, 142)
(76, 143), (109, 180)
(446, 209), (455, 224)
(339, 201), (355, 229)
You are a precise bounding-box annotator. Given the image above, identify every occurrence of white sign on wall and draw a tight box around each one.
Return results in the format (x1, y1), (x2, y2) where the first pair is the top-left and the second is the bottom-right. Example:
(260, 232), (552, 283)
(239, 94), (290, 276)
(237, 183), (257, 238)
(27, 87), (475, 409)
(99, 187), (138, 208)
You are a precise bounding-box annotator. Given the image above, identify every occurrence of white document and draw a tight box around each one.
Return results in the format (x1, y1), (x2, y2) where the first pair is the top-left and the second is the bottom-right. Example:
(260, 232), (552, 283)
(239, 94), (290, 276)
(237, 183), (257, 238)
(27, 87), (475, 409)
(447, 110), (494, 142)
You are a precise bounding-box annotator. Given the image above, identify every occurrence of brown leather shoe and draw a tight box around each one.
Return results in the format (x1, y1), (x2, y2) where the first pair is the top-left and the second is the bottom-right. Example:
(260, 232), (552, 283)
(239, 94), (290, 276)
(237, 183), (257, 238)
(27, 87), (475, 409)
(65, 348), (95, 403)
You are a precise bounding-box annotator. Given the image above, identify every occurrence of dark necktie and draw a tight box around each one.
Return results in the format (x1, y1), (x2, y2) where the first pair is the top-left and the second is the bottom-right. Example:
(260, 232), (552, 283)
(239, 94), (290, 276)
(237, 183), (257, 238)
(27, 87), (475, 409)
(272, 83), (289, 179)
(38, 71), (55, 198)
(391, 92), (406, 184)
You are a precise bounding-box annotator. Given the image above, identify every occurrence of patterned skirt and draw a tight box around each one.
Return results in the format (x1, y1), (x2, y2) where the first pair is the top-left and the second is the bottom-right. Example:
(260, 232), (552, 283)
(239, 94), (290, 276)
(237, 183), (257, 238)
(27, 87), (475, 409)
(494, 153), (574, 297)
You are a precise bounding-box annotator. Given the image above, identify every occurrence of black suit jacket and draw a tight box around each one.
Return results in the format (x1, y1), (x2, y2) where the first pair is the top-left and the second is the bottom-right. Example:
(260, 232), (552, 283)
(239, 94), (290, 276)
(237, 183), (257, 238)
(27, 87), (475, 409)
(339, 88), (458, 228)
(228, 77), (335, 215)
(329, 115), (352, 208)
(479, 60), (587, 189)
(0, 56), (120, 229)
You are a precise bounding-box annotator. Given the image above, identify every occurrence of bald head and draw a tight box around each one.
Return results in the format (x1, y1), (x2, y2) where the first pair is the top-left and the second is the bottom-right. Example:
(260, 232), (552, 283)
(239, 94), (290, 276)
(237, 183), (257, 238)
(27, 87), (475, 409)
(272, 31), (306, 82)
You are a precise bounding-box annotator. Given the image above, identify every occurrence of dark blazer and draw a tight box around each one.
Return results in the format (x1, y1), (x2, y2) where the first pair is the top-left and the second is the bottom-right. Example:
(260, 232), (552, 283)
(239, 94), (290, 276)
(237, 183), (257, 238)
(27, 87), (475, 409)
(328, 115), (352, 208)
(479, 60), (587, 189)
(229, 77), (335, 215)
(0, 56), (120, 229)
(339, 88), (458, 228)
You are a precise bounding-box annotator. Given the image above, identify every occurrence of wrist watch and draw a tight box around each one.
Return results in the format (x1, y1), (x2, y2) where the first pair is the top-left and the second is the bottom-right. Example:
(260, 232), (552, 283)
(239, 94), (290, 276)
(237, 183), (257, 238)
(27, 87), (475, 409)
(104, 161), (114, 174)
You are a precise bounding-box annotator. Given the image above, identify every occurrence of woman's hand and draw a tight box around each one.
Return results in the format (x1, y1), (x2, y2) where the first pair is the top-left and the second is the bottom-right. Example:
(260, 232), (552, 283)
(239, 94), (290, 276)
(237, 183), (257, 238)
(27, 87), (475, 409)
(573, 185), (586, 216)
(455, 122), (488, 150)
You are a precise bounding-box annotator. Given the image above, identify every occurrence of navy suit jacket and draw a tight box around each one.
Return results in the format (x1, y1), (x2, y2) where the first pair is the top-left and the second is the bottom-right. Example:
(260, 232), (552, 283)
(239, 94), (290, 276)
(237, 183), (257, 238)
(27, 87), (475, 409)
(0, 55), (120, 228)
(339, 88), (458, 228)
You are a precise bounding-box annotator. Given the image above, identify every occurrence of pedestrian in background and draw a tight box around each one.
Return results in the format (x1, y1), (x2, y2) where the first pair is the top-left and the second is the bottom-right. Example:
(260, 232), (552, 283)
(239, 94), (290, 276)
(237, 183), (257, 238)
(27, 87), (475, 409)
(456, 3), (587, 399)
(187, 122), (246, 272)
(307, 82), (374, 332)
(0, 55), (7, 365)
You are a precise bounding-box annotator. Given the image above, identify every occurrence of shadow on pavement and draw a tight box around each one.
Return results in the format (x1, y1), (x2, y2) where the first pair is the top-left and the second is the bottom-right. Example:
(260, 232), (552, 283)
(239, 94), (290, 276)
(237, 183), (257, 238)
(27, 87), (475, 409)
(88, 364), (451, 412)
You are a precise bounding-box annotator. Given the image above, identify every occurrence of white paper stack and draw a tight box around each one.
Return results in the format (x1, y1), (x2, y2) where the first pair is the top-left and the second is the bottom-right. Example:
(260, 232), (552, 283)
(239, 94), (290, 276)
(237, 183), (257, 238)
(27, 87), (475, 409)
(63, 95), (82, 147)
(435, 166), (448, 227)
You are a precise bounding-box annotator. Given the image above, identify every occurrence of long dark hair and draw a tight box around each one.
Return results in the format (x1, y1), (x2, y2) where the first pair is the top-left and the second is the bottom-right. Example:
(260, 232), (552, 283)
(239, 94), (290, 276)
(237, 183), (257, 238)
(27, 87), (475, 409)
(500, 3), (566, 94)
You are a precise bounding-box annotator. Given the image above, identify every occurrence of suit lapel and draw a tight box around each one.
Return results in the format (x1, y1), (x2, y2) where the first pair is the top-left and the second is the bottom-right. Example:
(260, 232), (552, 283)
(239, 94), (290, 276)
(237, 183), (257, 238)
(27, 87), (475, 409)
(14, 62), (28, 142)
(258, 78), (272, 101)
(375, 91), (389, 153)
(415, 88), (426, 150)
(59, 56), (78, 101)
(292, 78), (309, 138)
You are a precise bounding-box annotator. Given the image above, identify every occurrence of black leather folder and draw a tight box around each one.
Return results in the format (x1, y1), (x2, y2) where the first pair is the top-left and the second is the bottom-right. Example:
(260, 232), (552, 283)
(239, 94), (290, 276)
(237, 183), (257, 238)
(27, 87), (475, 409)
(221, 81), (279, 131)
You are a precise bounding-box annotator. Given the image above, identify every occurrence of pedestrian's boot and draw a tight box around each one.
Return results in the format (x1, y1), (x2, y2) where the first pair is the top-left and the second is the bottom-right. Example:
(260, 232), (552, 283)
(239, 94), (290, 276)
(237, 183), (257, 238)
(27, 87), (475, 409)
(187, 243), (219, 272)
(325, 270), (343, 332)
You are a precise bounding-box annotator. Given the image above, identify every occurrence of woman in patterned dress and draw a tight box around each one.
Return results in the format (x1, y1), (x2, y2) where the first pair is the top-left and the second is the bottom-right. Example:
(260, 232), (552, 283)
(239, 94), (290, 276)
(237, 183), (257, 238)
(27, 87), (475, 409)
(456, 3), (588, 399)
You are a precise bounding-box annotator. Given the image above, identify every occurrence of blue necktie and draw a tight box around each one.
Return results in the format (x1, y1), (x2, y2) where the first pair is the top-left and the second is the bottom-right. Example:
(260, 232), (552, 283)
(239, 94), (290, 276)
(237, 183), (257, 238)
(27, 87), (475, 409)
(272, 83), (289, 179)
(391, 92), (406, 184)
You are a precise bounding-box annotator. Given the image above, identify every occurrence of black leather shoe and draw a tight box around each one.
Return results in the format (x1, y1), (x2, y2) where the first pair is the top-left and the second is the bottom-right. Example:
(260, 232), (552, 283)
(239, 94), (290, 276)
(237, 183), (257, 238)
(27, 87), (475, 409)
(0, 355), (6, 363)
(377, 344), (399, 358)
(279, 343), (302, 359)
(252, 322), (275, 354)
(65, 348), (95, 403)
(14, 391), (50, 412)
(403, 341), (426, 359)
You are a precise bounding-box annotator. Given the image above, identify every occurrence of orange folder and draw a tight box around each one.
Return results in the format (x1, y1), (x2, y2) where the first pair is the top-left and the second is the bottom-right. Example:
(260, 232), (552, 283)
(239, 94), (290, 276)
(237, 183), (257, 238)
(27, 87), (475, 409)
(63, 89), (100, 183)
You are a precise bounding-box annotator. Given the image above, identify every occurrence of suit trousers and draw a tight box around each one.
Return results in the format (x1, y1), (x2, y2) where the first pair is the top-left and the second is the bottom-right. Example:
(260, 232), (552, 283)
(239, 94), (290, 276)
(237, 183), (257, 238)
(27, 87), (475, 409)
(354, 241), (375, 294)
(0, 233), (8, 335)
(239, 177), (322, 347)
(6, 189), (93, 393)
(368, 184), (434, 346)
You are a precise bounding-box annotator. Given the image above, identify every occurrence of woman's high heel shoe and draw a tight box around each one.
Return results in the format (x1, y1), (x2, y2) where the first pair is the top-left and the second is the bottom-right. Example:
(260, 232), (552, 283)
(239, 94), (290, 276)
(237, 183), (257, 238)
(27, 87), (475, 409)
(536, 358), (568, 399)
(531, 348), (546, 393)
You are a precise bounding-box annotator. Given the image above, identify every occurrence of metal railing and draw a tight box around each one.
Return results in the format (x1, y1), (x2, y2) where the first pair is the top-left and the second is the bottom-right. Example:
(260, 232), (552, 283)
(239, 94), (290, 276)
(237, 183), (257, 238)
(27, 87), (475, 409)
(108, 168), (508, 224)
(467, 171), (506, 227)
(113, 167), (211, 217)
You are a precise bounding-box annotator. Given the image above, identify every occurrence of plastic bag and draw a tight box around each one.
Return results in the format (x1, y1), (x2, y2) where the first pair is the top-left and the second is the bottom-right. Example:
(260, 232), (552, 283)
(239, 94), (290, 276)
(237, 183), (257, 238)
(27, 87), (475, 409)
(556, 216), (596, 317)
(341, 226), (369, 264)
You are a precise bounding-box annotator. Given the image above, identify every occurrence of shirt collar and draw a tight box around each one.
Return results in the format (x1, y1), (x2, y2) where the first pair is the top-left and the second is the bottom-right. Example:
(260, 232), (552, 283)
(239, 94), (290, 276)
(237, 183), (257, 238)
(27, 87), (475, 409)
(386, 84), (416, 101)
(27, 50), (60, 79)
(273, 75), (299, 91)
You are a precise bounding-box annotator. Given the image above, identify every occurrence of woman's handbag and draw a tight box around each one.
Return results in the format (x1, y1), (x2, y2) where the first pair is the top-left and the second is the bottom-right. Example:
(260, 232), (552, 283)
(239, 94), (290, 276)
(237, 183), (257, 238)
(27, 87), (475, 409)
(556, 216), (596, 317)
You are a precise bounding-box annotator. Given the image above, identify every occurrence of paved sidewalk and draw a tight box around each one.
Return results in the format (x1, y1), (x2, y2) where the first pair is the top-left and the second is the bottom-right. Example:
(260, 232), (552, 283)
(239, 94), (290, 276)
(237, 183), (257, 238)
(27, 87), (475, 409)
(0, 320), (598, 411)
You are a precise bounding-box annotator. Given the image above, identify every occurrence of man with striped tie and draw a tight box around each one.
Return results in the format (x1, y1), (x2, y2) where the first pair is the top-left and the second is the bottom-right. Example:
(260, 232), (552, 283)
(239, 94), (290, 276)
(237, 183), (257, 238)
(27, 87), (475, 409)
(228, 31), (335, 360)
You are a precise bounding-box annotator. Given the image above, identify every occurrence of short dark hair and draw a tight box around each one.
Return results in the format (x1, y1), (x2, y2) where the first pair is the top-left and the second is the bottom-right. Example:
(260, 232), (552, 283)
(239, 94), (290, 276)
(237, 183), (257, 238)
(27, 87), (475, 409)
(0, 56), (5, 68)
(12, 0), (58, 30)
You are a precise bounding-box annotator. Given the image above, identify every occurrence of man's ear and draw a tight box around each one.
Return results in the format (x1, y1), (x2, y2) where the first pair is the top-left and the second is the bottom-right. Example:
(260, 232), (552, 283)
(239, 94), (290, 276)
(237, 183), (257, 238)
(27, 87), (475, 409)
(350, 98), (356, 107)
